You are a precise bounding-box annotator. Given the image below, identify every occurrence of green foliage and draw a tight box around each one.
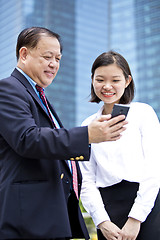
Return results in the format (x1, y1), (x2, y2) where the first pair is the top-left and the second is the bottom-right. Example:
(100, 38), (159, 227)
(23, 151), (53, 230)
(79, 198), (97, 238)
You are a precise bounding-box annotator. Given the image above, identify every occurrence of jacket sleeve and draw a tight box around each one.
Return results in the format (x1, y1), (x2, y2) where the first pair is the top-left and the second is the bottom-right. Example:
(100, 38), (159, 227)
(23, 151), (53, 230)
(0, 78), (90, 161)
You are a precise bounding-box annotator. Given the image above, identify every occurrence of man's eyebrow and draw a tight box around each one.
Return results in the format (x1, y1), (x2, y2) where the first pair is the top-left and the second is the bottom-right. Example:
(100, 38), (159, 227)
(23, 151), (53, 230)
(42, 51), (62, 56)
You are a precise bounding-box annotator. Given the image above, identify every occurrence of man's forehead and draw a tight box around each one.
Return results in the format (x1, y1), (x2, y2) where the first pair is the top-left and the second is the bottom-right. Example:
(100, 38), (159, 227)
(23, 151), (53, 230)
(35, 37), (61, 53)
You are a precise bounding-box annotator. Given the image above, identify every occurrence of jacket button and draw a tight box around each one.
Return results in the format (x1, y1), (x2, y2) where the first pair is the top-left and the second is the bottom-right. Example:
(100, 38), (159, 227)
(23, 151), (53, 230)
(60, 173), (64, 179)
(75, 157), (80, 160)
(79, 156), (84, 160)
(70, 157), (74, 161)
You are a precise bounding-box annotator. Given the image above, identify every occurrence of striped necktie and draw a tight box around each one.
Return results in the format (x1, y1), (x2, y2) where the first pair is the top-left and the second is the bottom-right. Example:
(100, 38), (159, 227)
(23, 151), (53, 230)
(36, 84), (79, 199)
(71, 161), (78, 199)
(35, 85), (56, 128)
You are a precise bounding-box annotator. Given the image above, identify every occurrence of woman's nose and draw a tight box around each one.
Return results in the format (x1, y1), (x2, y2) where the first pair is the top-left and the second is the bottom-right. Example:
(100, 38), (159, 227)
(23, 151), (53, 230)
(103, 83), (112, 90)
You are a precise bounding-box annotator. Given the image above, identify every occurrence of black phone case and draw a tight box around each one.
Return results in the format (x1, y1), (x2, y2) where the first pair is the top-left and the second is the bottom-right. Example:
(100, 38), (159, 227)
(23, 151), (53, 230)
(111, 104), (130, 118)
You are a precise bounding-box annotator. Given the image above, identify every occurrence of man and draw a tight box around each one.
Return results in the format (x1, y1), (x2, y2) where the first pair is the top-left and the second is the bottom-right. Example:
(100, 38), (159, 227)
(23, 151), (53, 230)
(0, 27), (127, 239)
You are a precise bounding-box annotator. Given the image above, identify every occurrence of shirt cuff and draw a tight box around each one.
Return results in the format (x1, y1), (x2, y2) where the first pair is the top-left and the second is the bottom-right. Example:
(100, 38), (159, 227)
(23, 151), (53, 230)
(91, 207), (110, 227)
(128, 202), (152, 222)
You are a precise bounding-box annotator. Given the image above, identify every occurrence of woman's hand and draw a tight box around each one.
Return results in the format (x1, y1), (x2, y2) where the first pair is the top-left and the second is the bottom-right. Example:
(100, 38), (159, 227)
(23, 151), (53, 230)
(98, 220), (122, 240)
(118, 217), (141, 240)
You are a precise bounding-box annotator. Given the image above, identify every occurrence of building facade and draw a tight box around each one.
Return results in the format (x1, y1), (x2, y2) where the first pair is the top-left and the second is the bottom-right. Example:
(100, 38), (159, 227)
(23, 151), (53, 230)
(0, 0), (159, 129)
(134, 0), (160, 116)
(108, 0), (160, 119)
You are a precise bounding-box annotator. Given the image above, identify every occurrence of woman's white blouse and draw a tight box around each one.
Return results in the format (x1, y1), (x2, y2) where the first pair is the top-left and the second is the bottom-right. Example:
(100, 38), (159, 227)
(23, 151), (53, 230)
(80, 102), (160, 227)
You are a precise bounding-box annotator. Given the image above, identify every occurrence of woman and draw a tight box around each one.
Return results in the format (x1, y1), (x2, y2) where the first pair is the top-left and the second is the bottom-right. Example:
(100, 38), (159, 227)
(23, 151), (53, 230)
(80, 51), (160, 240)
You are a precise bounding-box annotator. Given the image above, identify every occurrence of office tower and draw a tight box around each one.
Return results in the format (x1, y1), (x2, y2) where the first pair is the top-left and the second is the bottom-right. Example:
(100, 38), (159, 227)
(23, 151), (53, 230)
(0, 0), (160, 129)
(135, 0), (160, 117)
(0, 1), (22, 79)
(0, 0), (109, 128)
(109, 0), (160, 119)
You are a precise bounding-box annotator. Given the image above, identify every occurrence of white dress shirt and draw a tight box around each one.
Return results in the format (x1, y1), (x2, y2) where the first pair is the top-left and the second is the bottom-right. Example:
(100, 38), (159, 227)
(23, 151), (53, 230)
(80, 102), (160, 227)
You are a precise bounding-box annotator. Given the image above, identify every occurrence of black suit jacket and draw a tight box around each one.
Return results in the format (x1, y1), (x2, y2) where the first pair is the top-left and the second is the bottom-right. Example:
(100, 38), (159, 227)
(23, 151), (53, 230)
(0, 69), (90, 239)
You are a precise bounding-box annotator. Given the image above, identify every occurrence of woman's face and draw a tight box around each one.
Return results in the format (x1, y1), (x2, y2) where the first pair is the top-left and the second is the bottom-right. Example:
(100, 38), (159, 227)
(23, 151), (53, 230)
(92, 64), (131, 106)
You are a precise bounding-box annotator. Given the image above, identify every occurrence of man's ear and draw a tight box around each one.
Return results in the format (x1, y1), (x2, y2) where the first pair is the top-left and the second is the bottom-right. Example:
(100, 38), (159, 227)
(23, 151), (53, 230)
(19, 47), (29, 63)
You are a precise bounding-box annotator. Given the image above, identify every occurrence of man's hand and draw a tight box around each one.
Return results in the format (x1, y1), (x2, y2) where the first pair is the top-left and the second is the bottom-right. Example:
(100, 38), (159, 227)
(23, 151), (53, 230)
(98, 220), (122, 240)
(88, 114), (127, 143)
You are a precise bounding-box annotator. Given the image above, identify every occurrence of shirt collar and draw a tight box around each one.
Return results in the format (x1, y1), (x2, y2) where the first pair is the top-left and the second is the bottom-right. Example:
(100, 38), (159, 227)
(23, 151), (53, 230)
(96, 105), (104, 117)
(16, 67), (43, 94)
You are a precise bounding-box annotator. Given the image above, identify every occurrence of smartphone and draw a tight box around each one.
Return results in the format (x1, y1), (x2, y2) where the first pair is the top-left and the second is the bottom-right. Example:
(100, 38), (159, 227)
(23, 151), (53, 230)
(111, 104), (130, 121)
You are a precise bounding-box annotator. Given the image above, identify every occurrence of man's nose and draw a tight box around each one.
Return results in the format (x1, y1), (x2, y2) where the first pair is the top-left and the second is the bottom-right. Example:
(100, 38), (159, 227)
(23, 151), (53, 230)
(49, 59), (58, 68)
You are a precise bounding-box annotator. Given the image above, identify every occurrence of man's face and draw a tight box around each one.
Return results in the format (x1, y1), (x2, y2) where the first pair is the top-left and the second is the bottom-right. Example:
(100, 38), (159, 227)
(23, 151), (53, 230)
(19, 36), (61, 88)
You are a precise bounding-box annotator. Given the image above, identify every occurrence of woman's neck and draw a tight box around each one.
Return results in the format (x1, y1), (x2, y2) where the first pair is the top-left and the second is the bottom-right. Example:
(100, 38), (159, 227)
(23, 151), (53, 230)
(102, 103), (114, 115)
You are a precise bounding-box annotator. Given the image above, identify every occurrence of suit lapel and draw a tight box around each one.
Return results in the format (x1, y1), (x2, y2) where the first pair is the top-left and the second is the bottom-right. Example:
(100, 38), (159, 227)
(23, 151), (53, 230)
(11, 68), (62, 127)
(47, 100), (63, 128)
(11, 68), (70, 170)
(11, 69), (47, 115)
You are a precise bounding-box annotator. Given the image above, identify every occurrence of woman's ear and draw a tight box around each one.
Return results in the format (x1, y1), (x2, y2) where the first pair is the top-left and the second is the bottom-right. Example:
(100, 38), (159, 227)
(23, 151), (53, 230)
(125, 75), (132, 88)
(91, 74), (93, 82)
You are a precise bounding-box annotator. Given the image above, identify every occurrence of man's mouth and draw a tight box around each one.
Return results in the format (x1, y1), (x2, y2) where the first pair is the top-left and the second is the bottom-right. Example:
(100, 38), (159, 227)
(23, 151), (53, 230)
(44, 71), (55, 77)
